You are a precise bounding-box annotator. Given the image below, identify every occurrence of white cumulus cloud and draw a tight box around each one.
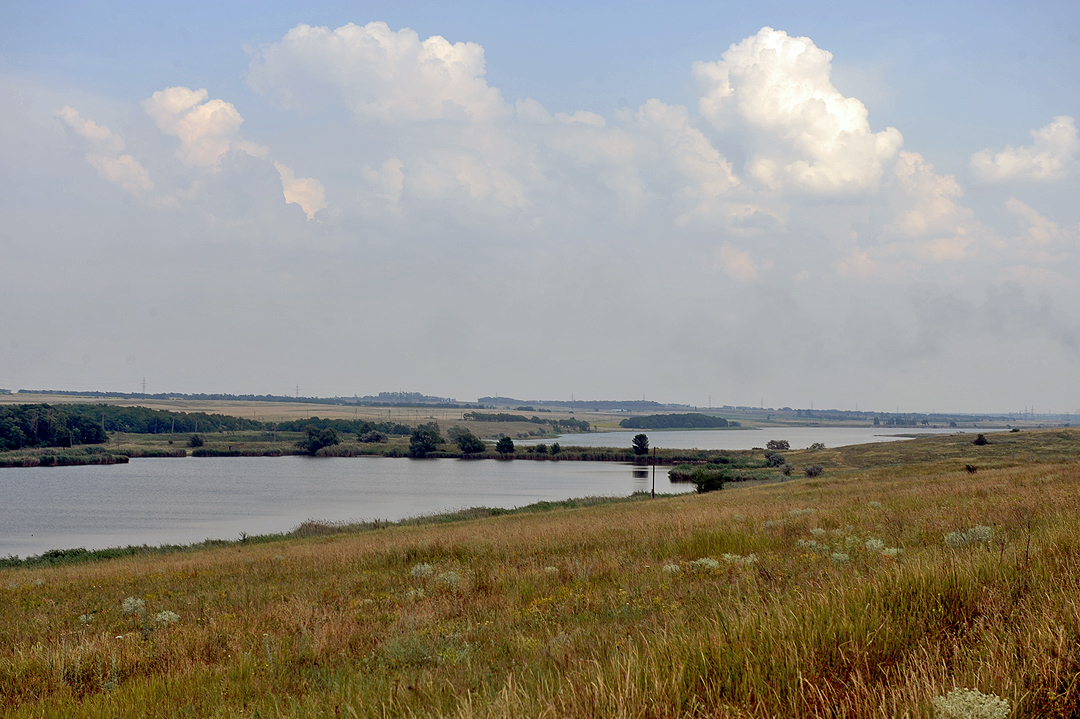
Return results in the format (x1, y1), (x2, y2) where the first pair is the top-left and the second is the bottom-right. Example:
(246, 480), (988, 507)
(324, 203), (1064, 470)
(248, 21), (509, 123)
(693, 27), (903, 194)
(274, 162), (328, 220)
(142, 87), (250, 169)
(56, 106), (154, 197)
(971, 116), (1078, 182)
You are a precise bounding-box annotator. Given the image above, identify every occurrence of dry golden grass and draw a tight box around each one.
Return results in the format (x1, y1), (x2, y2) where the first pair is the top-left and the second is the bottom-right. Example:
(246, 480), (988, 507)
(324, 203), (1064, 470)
(2, 429), (1080, 717)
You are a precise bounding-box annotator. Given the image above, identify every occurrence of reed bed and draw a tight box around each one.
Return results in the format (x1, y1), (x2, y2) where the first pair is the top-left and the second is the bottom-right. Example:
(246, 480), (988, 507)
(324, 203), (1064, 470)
(2, 429), (1079, 717)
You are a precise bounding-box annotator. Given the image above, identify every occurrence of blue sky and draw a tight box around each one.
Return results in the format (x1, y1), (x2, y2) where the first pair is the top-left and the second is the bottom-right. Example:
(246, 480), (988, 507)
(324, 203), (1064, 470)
(2, 1), (1079, 412)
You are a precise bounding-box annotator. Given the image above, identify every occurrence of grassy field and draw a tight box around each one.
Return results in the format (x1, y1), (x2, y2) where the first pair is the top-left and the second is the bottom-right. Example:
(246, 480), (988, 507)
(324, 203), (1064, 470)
(2, 429), (1079, 717)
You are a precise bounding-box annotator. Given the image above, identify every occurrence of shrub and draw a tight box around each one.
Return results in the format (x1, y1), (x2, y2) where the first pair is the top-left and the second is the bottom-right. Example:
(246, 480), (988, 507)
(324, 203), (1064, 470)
(973, 434), (989, 446)
(550, 442), (560, 455)
(764, 450), (787, 467)
(188, 434), (204, 448)
(495, 436), (515, 455)
(359, 430), (387, 443)
(766, 439), (790, 450)
(804, 464), (824, 477)
(931, 688), (1009, 719)
(808, 442), (826, 451)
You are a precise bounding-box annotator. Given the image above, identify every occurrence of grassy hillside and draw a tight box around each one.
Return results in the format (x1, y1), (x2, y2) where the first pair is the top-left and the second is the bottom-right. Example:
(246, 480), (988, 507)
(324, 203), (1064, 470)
(2, 429), (1079, 717)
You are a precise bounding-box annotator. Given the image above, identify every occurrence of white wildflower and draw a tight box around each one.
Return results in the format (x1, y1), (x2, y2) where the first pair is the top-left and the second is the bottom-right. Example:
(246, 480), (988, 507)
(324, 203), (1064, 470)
(865, 538), (886, 553)
(410, 562), (434, 578)
(689, 558), (721, 570)
(931, 688), (1009, 719)
(79, 613), (94, 626)
(436, 571), (462, 589)
(121, 597), (146, 616)
(155, 610), (180, 625)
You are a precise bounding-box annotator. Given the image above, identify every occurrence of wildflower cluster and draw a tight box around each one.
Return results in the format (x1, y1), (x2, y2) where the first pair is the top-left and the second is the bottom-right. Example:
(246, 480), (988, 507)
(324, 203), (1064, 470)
(721, 553), (758, 566)
(796, 527), (901, 560)
(931, 688), (1010, 719)
(410, 563), (435, 578)
(945, 526), (994, 548)
(689, 557), (721, 571)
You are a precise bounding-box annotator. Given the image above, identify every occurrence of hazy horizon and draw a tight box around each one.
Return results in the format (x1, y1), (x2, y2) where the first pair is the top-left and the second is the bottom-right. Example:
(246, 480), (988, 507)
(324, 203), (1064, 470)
(2, 1), (1078, 415)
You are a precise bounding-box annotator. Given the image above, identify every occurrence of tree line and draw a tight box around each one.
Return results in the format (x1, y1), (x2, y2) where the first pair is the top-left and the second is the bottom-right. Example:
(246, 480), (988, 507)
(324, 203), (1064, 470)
(462, 412), (590, 432)
(0, 404), (107, 450)
(619, 413), (738, 429)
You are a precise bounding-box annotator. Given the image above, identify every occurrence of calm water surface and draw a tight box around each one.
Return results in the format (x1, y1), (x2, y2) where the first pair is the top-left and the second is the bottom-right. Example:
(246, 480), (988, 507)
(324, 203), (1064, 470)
(1, 427), (971, 558)
(0, 457), (688, 558)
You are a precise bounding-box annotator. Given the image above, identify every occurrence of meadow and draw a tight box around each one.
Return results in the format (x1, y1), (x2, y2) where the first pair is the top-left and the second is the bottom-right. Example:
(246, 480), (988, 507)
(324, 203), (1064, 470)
(2, 429), (1078, 717)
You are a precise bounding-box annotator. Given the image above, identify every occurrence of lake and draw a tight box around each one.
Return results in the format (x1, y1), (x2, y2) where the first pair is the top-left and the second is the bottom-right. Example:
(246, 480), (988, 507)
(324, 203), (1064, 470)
(0, 426), (968, 558)
(0, 456), (690, 558)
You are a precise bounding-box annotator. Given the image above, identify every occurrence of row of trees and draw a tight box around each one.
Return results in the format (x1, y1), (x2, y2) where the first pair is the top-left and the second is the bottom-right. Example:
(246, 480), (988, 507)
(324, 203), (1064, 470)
(0, 404), (107, 450)
(462, 412), (591, 432)
(620, 413), (737, 429)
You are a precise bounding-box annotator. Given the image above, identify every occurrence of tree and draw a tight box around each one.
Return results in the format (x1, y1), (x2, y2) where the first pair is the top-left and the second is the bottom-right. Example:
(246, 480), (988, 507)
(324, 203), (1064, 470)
(188, 434), (204, 448)
(766, 439), (790, 451)
(534, 443), (548, 455)
(764, 450), (786, 467)
(551, 442), (561, 455)
(450, 427), (485, 455)
(409, 425), (444, 457)
(495, 436), (515, 455)
(299, 425), (340, 455)
(632, 433), (649, 456)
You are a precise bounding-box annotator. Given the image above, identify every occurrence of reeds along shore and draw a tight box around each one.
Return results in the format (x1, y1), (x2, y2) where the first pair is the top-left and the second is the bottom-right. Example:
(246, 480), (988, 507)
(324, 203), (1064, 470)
(2, 429), (1079, 718)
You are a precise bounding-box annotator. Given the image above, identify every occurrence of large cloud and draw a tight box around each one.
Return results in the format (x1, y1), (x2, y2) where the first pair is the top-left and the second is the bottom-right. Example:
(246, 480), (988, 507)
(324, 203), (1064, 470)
(971, 116), (1078, 182)
(142, 86), (260, 169)
(693, 27), (903, 194)
(247, 22), (509, 122)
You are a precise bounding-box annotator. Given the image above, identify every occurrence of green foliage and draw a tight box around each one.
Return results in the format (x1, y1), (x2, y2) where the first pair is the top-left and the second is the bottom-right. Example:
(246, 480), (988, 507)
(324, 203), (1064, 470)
(764, 450), (787, 467)
(448, 426), (485, 455)
(462, 412), (590, 432)
(804, 464), (825, 477)
(409, 424), (444, 458)
(0, 404), (107, 450)
(188, 434), (204, 448)
(619, 413), (737, 429)
(275, 417), (410, 435)
(298, 425), (341, 455)
(766, 439), (790, 450)
(534, 443), (548, 455)
(359, 430), (388, 443)
(495, 436), (515, 455)
(632, 433), (649, 456)
(551, 442), (561, 455)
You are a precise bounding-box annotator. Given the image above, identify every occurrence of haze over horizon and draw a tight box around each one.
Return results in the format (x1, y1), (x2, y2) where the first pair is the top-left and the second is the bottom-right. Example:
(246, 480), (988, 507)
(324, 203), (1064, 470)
(2, 1), (1079, 415)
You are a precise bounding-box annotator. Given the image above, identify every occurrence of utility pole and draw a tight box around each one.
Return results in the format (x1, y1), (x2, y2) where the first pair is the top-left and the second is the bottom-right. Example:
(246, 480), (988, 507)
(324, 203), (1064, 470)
(651, 446), (656, 499)
(142, 377), (146, 395)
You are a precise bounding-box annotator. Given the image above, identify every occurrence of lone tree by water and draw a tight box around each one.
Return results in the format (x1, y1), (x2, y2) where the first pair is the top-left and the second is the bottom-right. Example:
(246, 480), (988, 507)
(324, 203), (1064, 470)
(448, 426), (485, 455)
(409, 424), (444, 458)
(495, 436), (515, 455)
(632, 433), (649, 456)
(300, 426), (340, 455)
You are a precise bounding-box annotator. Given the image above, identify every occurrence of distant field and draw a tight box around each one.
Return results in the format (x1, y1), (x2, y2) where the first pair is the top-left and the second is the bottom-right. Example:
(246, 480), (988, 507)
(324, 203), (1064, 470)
(2, 428), (1079, 717)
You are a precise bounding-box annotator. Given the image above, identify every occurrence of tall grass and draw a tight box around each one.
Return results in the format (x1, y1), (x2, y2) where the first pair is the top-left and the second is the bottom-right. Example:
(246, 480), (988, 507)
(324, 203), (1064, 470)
(2, 429), (1080, 717)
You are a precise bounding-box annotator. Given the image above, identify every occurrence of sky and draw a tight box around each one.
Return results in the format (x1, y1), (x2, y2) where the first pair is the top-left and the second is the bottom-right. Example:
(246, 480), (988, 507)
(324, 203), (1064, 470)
(1, 1), (1079, 414)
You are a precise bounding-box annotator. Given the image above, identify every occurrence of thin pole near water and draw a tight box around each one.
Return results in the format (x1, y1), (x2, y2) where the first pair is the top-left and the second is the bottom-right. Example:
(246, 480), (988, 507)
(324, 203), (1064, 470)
(651, 445), (656, 499)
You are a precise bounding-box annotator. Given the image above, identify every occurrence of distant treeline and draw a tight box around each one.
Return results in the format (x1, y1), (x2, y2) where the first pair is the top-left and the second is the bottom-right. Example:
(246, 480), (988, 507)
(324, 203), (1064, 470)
(620, 413), (738, 430)
(0, 404), (107, 450)
(273, 417), (411, 435)
(20, 389), (477, 408)
(463, 412), (590, 432)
